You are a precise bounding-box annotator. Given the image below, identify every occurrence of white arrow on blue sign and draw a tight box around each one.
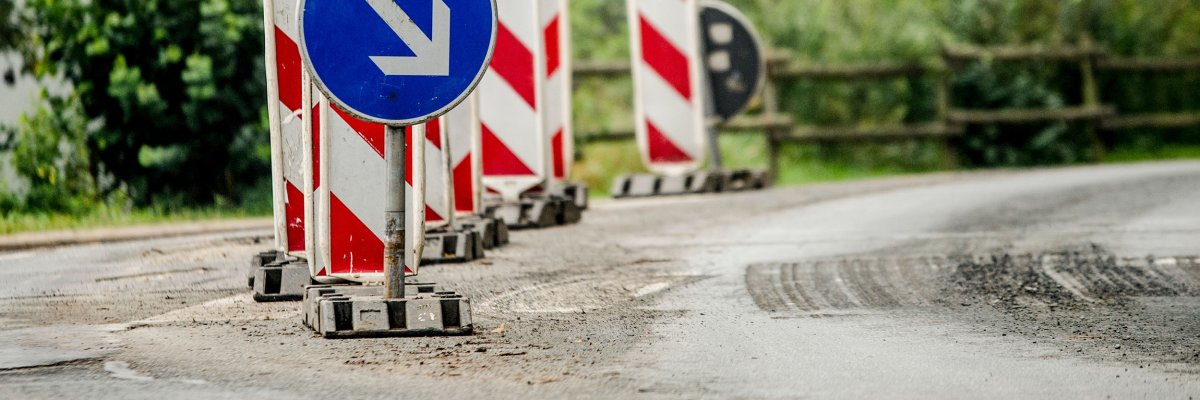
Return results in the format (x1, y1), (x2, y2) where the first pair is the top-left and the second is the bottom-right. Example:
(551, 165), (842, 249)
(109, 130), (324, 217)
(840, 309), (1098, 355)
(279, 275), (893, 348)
(299, 0), (497, 126)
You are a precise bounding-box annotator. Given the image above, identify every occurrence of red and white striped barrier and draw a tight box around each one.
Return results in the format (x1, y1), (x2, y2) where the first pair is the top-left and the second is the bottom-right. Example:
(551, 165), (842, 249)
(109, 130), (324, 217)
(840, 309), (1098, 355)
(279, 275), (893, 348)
(627, 0), (707, 176)
(449, 95), (483, 217)
(479, 0), (547, 201)
(540, 0), (572, 182)
(263, 0), (319, 259)
(316, 104), (438, 282)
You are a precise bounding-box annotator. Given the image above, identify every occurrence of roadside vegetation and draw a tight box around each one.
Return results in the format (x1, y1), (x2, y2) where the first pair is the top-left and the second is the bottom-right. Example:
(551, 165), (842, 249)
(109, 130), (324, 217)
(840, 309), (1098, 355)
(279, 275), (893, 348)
(2, 0), (1198, 231)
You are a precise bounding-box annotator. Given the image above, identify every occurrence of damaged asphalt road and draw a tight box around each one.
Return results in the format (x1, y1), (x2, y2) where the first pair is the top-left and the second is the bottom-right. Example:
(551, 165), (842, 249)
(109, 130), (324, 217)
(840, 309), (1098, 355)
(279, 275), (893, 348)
(1, 161), (1199, 399)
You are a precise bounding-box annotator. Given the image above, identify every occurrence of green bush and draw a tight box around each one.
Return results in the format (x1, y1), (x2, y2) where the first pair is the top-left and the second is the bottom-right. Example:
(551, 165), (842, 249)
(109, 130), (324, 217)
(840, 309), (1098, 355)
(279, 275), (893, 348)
(11, 92), (98, 214)
(11, 0), (268, 214)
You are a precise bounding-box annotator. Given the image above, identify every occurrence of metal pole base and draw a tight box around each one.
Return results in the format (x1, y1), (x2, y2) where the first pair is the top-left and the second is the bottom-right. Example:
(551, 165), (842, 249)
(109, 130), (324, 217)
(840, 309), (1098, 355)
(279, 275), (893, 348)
(611, 168), (773, 198)
(303, 284), (472, 338)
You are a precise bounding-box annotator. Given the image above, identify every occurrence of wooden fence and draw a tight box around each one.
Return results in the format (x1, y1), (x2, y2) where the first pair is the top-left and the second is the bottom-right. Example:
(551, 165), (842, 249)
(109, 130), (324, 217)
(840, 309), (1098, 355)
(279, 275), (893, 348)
(573, 41), (1200, 176)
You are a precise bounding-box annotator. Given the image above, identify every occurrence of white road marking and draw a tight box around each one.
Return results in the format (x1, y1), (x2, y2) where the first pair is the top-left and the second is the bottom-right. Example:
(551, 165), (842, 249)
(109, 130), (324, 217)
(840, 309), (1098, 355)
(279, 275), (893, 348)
(104, 361), (155, 381)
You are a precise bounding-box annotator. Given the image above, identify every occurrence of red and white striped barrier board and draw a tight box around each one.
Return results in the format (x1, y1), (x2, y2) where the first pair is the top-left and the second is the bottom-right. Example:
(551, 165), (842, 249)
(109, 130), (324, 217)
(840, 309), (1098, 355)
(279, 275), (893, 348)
(449, 95), (483, 217)
(540, 0), (573, 182)
(316, 104), (440, 282)
(627, 0), (707, 176)
(479, 0), (547, 201)
(263, 0), (319, 258)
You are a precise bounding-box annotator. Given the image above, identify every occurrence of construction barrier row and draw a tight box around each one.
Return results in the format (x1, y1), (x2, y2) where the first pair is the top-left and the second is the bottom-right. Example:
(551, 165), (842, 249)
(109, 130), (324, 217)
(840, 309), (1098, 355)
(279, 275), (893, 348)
(253, 0), (771, 336)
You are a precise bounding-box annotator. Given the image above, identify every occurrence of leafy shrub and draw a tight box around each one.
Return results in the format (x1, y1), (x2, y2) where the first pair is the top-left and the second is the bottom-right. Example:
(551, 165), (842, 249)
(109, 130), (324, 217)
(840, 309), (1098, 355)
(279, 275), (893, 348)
(12, 0), (268, 213)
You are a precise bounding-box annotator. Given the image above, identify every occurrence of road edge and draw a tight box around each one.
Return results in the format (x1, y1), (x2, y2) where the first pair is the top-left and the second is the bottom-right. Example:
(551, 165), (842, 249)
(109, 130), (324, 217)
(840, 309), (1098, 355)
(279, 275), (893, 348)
(0, 218), (274, 252)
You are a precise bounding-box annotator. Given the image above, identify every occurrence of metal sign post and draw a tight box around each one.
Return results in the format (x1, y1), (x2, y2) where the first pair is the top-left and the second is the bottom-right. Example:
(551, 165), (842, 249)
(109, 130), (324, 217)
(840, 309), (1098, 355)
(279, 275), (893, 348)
(698, 0), (769, 192)
(297, 0), (497, 337)
(383, 125), (406, 299)
(699, 0), (765, 173)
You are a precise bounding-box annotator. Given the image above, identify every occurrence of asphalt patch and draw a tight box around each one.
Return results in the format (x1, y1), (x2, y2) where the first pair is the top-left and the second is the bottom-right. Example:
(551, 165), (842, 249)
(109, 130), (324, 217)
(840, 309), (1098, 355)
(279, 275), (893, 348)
(947, 244), (1197, 308)
(945, 245), (1200, 367)
(745, 245), (1200, 368)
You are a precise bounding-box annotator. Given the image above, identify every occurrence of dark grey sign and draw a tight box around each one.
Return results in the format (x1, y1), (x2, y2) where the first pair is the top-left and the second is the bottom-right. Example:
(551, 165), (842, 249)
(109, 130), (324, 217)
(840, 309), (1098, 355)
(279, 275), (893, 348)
(699, 0), (765, 124)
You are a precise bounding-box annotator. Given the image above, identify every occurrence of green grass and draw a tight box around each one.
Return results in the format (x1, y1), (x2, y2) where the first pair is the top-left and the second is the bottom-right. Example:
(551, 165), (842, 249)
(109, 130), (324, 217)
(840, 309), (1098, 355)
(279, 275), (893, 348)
(1, 176), (275, 235)
(9, 141), (1191, 235)
(1103, 144), (1200, 163)
(573, 134), (948, 197)
(0, 204), (270, 235)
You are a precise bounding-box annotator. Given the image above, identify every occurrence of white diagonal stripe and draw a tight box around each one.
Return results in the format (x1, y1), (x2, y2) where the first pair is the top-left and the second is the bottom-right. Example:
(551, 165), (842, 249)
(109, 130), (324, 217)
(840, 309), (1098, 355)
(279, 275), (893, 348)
(279, 101), (306, 186)
(327, 110), (386, 240)
(446, 100), (474, 165)
(538, 0), (559, 26)
(498, 0), (538, 53)
(479, 71), (543, 176)
(424, 131), (449, 224)
(637, 0), (692, 52)
(273, 0), (300, 38)
(639, 62), (700, 159)
(542, 72), (564, 140)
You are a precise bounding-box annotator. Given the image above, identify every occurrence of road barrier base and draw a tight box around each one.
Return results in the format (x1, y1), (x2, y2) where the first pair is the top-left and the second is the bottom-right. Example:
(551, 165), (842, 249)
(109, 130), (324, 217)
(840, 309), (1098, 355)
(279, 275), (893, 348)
(421, 227), (484, 265)
(303, 283), (439, 329)
(247, 250), (286, 288)
(487, 194), (581, 230)
(611, 168), (773, 198)
(252, 259), (310, 302)
(558, 196), (583, 225)
(454, 216), (509, 250)
(303, 284), (472, 338)
(562, 182), (589, 210)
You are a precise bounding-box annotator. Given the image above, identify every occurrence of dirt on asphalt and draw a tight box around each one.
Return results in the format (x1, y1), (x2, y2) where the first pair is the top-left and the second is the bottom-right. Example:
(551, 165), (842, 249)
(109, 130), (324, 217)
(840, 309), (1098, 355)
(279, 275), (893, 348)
(745, 244), (1200, 372)
(947, 246), (1200, 368)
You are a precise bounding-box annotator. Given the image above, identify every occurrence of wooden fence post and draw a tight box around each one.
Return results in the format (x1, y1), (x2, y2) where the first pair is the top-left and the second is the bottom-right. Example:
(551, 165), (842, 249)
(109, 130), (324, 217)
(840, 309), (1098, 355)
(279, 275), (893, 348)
(1079, 35), (1106, 159)
(762, 77), (783, 180)
(934, 65), (957, 168)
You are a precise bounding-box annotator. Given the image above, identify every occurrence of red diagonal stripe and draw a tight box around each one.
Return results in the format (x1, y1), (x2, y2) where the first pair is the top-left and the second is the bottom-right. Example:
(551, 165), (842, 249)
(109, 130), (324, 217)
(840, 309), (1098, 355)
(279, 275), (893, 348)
(330, 193), (383, 275)
(310, 104), (321, 189)
(639, 16), (692, 100)
(453, 158), (475, 212)
(275, 27), (302, 112)
(426, 205), (443, 222)
(285, 182), (305, 253)
(551, 128), (565, 178)
(405, 128), (414, 184)
(482, 123), (535, 175)
(544, 16), (561, 77)
(647, 120), (692, 162)
(490, 22), (536, 109)
(427, 118), (441, 148)
(333, 106), (385, 158)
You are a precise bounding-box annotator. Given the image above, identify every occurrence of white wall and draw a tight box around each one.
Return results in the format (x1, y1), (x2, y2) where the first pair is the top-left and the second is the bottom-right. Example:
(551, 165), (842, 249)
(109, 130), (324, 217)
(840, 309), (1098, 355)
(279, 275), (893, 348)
(0, 52), (36, 196)
(0, 52), (40, 126)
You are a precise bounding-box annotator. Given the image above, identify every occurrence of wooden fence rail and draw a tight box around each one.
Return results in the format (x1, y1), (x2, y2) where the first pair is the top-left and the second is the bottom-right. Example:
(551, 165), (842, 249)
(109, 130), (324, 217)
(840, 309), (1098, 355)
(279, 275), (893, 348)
(573, 42), (1200, 175)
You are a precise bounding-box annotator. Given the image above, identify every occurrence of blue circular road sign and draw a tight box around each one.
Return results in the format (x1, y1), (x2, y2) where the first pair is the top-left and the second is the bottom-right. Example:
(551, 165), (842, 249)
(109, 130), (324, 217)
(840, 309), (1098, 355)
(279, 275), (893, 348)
(299, 0), (497, 126)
